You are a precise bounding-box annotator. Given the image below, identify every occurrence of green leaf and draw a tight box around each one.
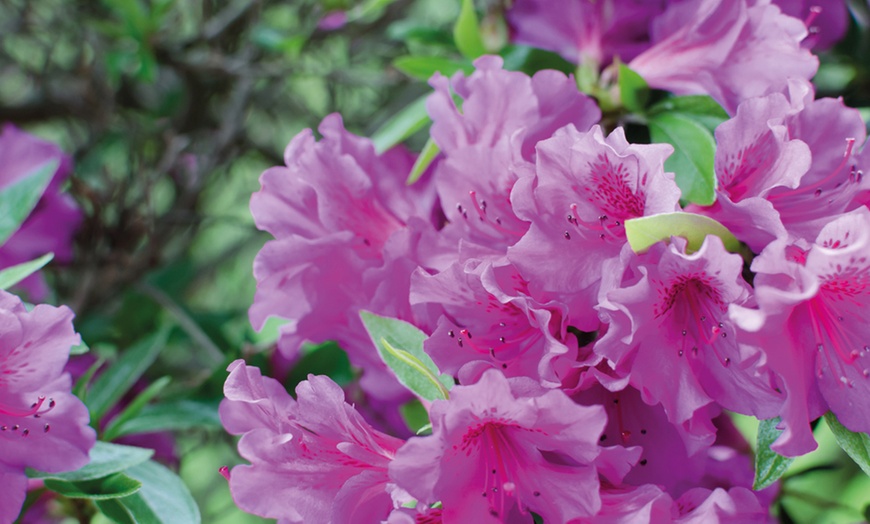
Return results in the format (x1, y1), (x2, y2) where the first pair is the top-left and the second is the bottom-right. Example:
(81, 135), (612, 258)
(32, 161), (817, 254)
(286, 341), (354, 389)
(453, 0), (486, 59)
(360, 311), (452, 400)
(86, 328), (170, 422)
(648, 112), (717, 205)
(399, 398), (431, 434)
(0, 252), (54, 290)
(0, 159), (57, 246)
(44, 473), (142, 500)
(29, 442), (153, 482)
(371, 95), (431, 154)
(120, 460), (201, 524)
(393, 55), (472, 81)
(102, 376), (171, 442)
(824, 412), (870, 477)
(649, 95), (729, 134)
(624, 212), (740, 254)
(618, 63), (649, 113)
(407, 137), (440, 185)
(110, 399), (222, 438)
(754, 417), (795, 490)
(70, 339), (91, 356)
(73, 356), (106, 401)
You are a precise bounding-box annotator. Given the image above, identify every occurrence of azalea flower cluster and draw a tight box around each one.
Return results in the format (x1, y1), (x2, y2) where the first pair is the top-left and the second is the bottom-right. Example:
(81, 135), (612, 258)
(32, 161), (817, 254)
(0, 126), (94, 523)
(222, 2), (870, 523)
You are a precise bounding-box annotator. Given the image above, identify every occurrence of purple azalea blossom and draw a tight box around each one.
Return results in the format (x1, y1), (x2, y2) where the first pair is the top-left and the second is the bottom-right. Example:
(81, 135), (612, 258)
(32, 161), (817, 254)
(573, 385), (760, 499)
(731, 207), (870, 455)
(0, 290), (95, 523)
(428, 56), (600, 254)
(410, 259), (578, 387)
(589, 485), (768, 523)
(220, 360), (406, 523)
(773, 0), (849, 50)
(249, 115), (442, 400)
(629, 0), (817, 114)
(389, 369), (639, 523)
(0, 124), (81, 300)
(509, 124), (680, 329)
(696, 80), (866, 252)
(506, 0), (668, 67)
(596, 236), (782, 454)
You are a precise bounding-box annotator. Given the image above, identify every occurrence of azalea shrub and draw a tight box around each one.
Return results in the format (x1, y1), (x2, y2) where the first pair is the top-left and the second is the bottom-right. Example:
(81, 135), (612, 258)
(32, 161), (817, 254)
(4, 0), (870, 523)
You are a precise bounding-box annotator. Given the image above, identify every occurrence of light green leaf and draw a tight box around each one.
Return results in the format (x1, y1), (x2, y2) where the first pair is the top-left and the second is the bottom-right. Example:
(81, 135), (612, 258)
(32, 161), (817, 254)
(111, 399), (222, 438)
(393, 55), (472, 81)
(360, 311), (452, 400)
(407, 138), (440, 185)
(754, 417), (795, 490)
(102, 376), (172, 442)
(0, 159), (57, 246)
(453, 0), (486, 59)
(122, 460), (202, 524)
(648, 112), (717, 205)
(29, 442), (154, 482)
(624, 212), (740, 254)
(825, 412), (870, 477)
(44, 473), (142, 500)
(86, 328), (170, 422)
(618, 63), (649, 113)
(371, 95), (431, 154)
(70, 339), (91, 356)
(0, 252), (54, 290)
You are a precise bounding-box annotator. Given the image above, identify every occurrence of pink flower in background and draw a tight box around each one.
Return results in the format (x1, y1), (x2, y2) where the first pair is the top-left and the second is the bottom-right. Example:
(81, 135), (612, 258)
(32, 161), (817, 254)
(773, 0), (849, 50)
(732, 207), (870, 455)
(221, 360), (406, 523)
(389, 369), (638, 523)
(629, 0), (817, 114)
(0, 124), (81, 300)
(0, 290), (95, 524)
(507, 0), (667, 66)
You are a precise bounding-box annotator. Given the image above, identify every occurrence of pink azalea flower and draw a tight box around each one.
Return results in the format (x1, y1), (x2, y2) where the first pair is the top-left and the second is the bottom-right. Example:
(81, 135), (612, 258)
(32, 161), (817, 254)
(506, 0), (667, 66)
(389, 369), (639, 523)
(410, 259), (578, 387)
(428, 56), (600, 254)
(694, 79), (866, 250)
(773, 0), (849, 50)
(220, 360), (406, 523)
(731, 207), (870, 455)
(508, 124), (680, 329)
(596, 236), (782, 454)
(629, 0), (817, 114)
(249, 114), (442, 400)
(0, 290), (95, 523)
(0, 124), (81, 300)
(589, 485), (768, 523)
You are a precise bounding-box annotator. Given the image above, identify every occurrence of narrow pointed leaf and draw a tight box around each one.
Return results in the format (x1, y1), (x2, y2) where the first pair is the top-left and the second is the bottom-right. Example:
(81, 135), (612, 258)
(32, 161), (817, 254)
(407, 137), (440, 184)
(371, 95), (430, 154)
(453, 0), (486, 59)
(0, 159), (57, 246)
(0, 252), (54, 290)
(44, 473), (142, 500)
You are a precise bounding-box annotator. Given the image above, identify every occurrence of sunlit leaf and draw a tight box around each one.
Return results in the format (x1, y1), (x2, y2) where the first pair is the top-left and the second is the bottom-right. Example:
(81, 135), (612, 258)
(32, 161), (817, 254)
(624, 212), (740, 254)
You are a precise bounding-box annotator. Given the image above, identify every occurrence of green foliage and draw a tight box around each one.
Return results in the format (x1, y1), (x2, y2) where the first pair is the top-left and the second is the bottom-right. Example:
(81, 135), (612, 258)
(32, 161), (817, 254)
(618, 63), (650, 114)
(0, 253), (53, 290)
(825, 412), (870, 477)
(624, 212), (740, 254)
(0, 159), (56, 246)
(360, 310), (452, 400)
(407, 137), (441, 184)
(453, 0), (486, 59)
(647, 112), (717, 205)
(371, 94), (432, 153)
(44, 474), (142, 500)
(754, 418), (795, 490)
(29, 442), (153, 482)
